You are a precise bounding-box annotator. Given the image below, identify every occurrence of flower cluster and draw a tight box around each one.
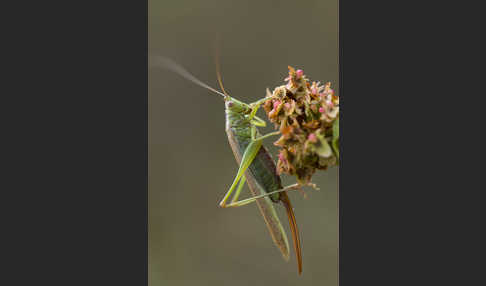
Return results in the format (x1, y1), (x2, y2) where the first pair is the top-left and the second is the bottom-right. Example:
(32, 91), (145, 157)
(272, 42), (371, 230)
(263, 66), (339, 185)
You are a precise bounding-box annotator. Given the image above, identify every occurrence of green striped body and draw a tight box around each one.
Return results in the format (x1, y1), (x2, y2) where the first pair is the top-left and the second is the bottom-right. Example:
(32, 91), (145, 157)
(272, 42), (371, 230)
(224, 100), (290, 260)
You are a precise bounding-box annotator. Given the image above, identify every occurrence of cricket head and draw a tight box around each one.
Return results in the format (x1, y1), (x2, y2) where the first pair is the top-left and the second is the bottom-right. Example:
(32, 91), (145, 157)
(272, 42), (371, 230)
(225, 96), (251, 114)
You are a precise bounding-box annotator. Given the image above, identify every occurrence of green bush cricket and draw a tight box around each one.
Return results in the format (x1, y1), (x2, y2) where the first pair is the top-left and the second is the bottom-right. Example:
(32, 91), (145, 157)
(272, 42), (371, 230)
(153, 57), (309, 274)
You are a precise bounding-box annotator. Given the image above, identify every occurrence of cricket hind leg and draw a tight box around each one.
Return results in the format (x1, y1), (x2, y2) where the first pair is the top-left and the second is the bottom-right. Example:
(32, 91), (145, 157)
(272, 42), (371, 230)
(230, 175), (246, 204)
(219, 138), (262, 207)
(219, 121), (310, 208)
(222, 182), (319, 207)
(222, 183), (302, 207)
(220, 124), (278, 208)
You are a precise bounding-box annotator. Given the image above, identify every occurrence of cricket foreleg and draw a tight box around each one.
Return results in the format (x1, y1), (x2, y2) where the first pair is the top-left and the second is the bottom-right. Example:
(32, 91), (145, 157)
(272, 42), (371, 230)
(257, 131), (281, 141)
(248, 90), (280, 126)
(219, 139), (262, 207)
(248, 96), (269, 121)
(250, 115), (266, 127)
(249, 88), (276, 110)
(251, 125), (279, 144)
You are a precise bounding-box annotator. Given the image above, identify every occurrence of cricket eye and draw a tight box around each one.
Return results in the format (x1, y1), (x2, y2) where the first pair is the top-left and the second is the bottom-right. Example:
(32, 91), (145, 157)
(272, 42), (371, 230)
(226, 101), (234, 108)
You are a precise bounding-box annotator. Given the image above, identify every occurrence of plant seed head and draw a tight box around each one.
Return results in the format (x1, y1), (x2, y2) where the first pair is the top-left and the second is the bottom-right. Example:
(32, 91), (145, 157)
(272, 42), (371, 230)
(263, 67), (339, 184)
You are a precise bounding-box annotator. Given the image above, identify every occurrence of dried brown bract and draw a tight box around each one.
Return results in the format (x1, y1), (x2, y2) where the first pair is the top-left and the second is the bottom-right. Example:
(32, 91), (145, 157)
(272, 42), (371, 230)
(263, 66), (339, 185)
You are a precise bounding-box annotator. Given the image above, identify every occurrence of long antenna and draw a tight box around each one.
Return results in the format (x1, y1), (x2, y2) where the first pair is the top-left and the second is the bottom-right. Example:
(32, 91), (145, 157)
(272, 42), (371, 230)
(213, 39), (230, 98)
(151, 56), (226, 98)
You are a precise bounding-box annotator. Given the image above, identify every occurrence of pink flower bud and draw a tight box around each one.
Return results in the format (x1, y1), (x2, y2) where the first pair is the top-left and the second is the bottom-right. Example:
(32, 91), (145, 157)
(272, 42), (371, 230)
(311, 87), (318, 94)
(308, 133), (317, 143)
(296, 69), (304, 78)
(273, 100), (281, 109)
(319, 107), (325, 113)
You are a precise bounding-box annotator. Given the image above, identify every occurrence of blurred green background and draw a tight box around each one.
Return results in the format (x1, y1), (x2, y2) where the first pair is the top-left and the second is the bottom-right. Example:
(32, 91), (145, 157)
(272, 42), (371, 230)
(149, 0), (338, 285)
